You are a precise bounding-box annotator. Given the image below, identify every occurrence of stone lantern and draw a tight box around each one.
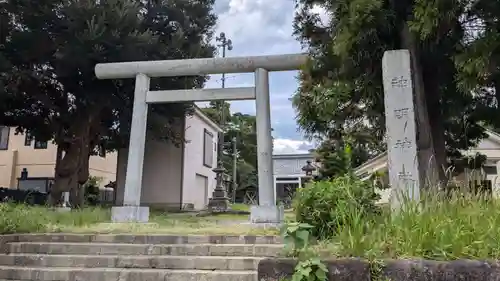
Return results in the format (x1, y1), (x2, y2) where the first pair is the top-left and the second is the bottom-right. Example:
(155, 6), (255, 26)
(301, 160), (316, 177)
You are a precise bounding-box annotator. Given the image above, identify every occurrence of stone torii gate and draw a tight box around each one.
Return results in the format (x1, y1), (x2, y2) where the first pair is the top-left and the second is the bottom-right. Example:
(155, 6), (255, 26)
(95, 53), (308, 223)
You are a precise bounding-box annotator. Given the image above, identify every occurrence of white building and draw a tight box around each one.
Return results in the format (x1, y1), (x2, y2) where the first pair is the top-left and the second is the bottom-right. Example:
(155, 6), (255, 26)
(272, 153), (319, 202)
(114, 106), (221, 211)
(355, 129), (500, 203)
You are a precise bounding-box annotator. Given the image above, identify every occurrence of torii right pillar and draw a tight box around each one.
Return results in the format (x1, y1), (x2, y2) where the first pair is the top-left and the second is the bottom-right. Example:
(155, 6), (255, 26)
(250, 68), (284, 224)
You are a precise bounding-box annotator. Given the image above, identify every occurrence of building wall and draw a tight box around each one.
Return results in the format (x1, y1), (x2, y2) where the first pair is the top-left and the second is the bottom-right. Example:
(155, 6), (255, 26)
(182, 110), (219, 210)
(354, 133), (500, 203)
(273, 154), (317, 177)
(115, 109), (220, 211)
(115, 120), (184, 209)
(0, 127), (117, 189)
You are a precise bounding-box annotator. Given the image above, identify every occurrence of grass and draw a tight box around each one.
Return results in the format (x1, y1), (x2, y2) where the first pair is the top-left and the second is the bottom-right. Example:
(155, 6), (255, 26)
(3, 192), (500, 262)
(0, 203), (280, 235)
(314, 193), (500, 261)
(0, 203), (110, 234)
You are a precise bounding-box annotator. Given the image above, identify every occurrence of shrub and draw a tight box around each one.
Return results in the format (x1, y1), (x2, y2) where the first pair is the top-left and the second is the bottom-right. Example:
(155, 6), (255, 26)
(84, 176), (103, 205)
(293, 175), (381, 239)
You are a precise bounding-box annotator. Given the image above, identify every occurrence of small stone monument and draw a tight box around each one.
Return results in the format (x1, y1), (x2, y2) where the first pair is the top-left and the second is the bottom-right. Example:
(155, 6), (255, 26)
(57, 192), (71, 212)
(382, 50), (420, 210)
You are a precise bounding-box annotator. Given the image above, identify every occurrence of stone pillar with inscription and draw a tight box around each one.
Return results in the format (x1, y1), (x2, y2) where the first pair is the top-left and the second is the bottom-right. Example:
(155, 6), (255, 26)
(382, 50), (420, 210)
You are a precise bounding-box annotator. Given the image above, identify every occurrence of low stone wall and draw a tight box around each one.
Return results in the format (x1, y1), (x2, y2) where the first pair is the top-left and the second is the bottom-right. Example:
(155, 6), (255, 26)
(258, 258), (500, 281)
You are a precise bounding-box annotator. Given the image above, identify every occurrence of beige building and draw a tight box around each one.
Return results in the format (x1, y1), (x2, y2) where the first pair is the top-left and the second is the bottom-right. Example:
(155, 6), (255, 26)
(355, 129), (500, 204)
(0, 126), (117, 192)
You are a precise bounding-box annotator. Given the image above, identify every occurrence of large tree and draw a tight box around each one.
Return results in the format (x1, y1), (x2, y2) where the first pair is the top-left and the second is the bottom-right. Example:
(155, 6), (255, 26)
(293, 0), (498, 188)
(0, 0), (217, 206)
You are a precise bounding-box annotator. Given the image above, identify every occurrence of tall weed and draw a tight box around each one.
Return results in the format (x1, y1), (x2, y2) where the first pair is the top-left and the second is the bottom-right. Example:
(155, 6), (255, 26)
(327, 191), (500, 260)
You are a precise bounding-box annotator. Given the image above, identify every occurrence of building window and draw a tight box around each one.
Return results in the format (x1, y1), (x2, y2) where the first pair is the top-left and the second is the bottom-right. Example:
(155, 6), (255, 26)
(0, 126), (9, 150)
(484, 166), (498, 175)
(34, 140), (48, 149)
(203, 129), (214, 168)
(24, 132), (33, 146)
(17, 177), (53, 193)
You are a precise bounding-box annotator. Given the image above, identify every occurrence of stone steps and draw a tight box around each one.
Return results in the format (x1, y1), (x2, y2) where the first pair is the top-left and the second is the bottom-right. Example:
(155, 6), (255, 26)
(3, 234), (283, 245)
(0, 266), (256, 281)
(0, 254), (262, 270)
(7, 242), (283, 257)
(0, 234), (284, 281)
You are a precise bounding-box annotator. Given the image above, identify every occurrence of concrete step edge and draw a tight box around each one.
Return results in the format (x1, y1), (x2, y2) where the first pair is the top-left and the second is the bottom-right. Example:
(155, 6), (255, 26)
(0, 254), (263, 270)
(0, 266), (257, 281)
(0, 254), (265, 259)
(2, 234), (283, 244)
(0, 266), (256, 273)
(6, 242), (284, 258)
(7, 242), (284, 247)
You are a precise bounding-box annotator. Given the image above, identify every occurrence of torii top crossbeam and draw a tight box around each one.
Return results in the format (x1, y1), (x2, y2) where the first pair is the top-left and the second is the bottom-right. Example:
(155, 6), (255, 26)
(95, 53), (308, 79)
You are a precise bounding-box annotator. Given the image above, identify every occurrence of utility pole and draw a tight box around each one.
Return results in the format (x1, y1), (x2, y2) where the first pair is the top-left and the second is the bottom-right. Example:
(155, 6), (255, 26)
(208, 32), (233, 212)
(232, 136), (238, 203)
(216, 32), (232, 126)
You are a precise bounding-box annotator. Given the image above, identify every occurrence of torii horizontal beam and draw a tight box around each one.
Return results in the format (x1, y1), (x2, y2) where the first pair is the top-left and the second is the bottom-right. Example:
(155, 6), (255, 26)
(146, 87), (256, 103)
(95, 53), (308, 79)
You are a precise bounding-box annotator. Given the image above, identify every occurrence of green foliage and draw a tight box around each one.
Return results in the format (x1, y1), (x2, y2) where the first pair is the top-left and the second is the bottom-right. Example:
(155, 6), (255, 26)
(282, 222), (314, 255)
(368, 259), (387, 281)
(315, 139), (361, 180)
(83, 176), (102, 205)
(368, 170), (390, 191)
(0, 203), (109, 234)
(0, 0), (217, 200)
(292, 0), (500, 179)
(320, 193), (500, 261)
(293, 176), (380, 239)
(292, 258), (328, 281)
(281, 222), (328, 281)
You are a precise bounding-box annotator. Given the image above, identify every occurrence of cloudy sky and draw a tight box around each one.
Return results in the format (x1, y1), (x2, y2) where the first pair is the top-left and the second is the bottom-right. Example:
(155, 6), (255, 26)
(200, 0), (320, 155)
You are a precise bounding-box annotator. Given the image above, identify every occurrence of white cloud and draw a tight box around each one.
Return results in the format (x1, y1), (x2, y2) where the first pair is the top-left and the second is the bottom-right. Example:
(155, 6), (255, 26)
(204, 0), (312, 143)
(273, 138), (314, 155)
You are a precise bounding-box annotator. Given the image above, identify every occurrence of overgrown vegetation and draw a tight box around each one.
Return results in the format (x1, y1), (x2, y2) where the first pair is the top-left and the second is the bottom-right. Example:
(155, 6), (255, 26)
(83, 176), (103, 206)
(292, 176), (500, 261)
(282, 222), (328, 281)
(327, 192), (500, 260)
(293, 175), (380, 239)
(0, 203), (109, 234)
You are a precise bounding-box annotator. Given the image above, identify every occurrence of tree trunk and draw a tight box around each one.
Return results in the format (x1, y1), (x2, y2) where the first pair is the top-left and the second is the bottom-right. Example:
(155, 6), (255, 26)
(49, 144), (65, 206)
(49, 114), (99, 207)
(424, 71), (448, 186)
(50, 144), (82, 206)
(400, 24), (442, 191)
(73, 147), (91, 208)
(493, 74), (500, 128)
(69, 182), (85, 208)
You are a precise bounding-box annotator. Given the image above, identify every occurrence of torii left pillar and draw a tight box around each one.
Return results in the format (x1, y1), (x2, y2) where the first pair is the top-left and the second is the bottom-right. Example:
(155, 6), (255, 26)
(111, 73), (150, 222)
